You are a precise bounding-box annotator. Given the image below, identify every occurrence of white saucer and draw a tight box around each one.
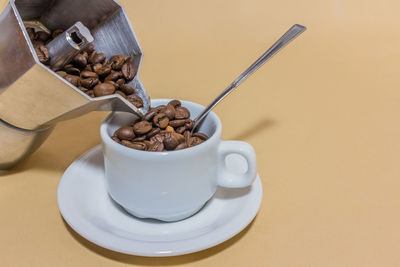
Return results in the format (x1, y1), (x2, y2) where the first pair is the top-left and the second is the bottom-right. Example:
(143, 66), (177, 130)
(57, 145), (263, 257)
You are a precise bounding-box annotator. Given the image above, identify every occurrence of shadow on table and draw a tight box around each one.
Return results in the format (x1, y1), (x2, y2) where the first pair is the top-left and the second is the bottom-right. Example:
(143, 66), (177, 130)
(62, 216), (256, 266)
(231, 118), (275, 141)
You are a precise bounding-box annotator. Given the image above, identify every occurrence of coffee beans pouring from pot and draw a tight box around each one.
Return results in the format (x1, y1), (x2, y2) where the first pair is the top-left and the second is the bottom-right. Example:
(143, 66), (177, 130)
(26, 27), (144, 108)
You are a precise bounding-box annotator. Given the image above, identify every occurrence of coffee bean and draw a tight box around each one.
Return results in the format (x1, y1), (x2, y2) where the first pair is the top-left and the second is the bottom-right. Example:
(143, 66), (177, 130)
(168, 99), (181, 108)
(162, 132), (176, 150)
(64, 64), (80, 74)
(80, 70), (98, 79)
(144, 140), (153, 147)
(111, 135), (121, 143)
(175, 106), (190, 119)
(26, 27), (35, 41)
(146, 127), (161, 138)
(163, 132), (185, 150)
(115, 90), (126, 98)
(35, 43), (50, 64)
(169, 119), (186, 128)
(64, 74), (81, 87)
(108, 55), (125, 70)
(82, 51), (88, 59)
(133, 135), (147, 142)
(84, 43), (95, 54)
(127, 94), (144, 108)
(143, 109), (157, 121)
(121, 57), (136, 81)
(97, 64), (113, 77)
(80, 77), (99, 88)
(184, 119), (194, 130)
(161, 105), (175, 120)
(88, 51), (96, 63)
(122, 140), (147, 150)
(175, 126), (186, 134)
(153, 113), (169, 128)
(188, 137), (203, 147)
(133, 121), (152, 135)
(116, 78), (126, 88)
(96, 64), (112, 77)
(165, 126), (175, 133)
(183, 130), (191, 143)
(150, 134), (165, 144)
(159, 130), (169, 135)
(35, 31), (50, 42)
(93, 53), (106, 63)
(104, 70), (122, 82)
(116, 126), (135, 140)
(52, 29), (64, 39)
(95, 53), (107, 64)
(93, 83), (115, 96)
(92, 63), (103, 74)
(147, 141), (164, 152)
(84, 64), (92, 71)
(78, 86), (88, 92)
(105, 81), (116, 89)
(72, 53), (87, 68)
(153, 105), (166, 113)
(88, 51), (106, 64)
(56, 71), (67, 78)
(175, 142), (188, 150)
(86, 90), (95, 97)
(119, 84), (135, 95)
(174, 132), (185, 143)
(113, 81), (121, 89)
(192, 132), (208, 140)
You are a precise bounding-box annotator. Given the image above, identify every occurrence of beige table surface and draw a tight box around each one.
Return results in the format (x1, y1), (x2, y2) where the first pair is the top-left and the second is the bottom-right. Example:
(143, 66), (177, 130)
(2, 0), (400, 266)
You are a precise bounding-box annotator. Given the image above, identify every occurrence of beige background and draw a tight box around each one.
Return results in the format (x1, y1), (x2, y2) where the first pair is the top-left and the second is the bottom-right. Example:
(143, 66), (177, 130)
(1, 0), (400, 266)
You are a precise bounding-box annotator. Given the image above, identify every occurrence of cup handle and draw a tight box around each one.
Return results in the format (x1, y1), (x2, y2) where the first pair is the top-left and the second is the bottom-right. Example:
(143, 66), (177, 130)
(217, 141), (257, 188)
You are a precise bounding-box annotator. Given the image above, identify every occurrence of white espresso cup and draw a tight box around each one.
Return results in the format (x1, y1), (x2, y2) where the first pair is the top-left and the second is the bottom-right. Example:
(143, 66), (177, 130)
(100, 99), (257, 221)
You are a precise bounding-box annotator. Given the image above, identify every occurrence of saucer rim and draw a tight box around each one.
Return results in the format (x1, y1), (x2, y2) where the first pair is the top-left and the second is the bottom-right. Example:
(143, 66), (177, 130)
(57, 145), (263, 257)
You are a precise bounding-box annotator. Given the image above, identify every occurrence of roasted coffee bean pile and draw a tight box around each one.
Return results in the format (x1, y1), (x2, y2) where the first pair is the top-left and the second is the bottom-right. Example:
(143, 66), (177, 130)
(26, 27), (54, 65)
(26, 27), (143, 108)
(112, 100), (209, 151)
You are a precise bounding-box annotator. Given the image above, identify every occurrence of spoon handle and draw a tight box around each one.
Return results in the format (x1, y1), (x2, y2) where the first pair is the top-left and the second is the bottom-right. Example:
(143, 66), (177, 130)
(192, 24), (306, 132)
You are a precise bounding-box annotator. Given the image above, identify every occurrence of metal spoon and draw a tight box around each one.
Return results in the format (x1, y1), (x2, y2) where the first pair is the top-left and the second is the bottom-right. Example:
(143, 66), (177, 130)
(191, 24), (306, 133)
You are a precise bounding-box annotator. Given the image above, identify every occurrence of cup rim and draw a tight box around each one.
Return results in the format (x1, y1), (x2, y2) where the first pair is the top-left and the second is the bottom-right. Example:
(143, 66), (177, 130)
(100, 98), (222, 155)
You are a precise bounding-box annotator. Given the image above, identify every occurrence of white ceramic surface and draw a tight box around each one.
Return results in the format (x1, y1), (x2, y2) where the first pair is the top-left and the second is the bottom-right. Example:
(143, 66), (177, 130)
(101, 99), (257, 221)
(57, 145), (263, 257)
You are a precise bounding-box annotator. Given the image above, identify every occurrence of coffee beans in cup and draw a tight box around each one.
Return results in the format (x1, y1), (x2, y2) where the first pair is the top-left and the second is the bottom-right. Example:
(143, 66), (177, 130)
(112, 100), (209, 151)
(26, 27), (143, 108)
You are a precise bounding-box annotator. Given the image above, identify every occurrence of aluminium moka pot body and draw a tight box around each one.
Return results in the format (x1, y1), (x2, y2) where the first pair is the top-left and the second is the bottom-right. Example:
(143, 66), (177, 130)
(0, 0), (150, 169)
